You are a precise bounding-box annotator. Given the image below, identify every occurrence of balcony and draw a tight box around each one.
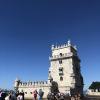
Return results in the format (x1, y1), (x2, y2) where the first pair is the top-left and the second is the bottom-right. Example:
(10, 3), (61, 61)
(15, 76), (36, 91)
(49, 52), (74, 60)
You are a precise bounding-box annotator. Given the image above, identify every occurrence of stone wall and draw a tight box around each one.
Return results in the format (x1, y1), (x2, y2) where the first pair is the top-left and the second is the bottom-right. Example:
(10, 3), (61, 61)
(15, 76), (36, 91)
(17, 81), (50, 99)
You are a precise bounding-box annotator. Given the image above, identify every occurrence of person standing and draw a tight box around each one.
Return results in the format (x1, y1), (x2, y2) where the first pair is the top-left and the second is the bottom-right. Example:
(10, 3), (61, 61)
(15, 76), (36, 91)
(21, 91), (24, 100)
(0, 91), (2, 100)
(17, 93), (23, 100)
(38, 89), (44, 100)
(47, 92), (51, 100)
(33, 90), (38, 100)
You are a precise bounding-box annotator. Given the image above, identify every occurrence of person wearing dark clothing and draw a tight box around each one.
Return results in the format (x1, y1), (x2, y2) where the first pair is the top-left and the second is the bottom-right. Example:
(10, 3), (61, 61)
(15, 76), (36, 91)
(21, 92), (24, 100)
(38, 89), (44, 100)
(0, 91), (2, 100)
(1, 92), (7, 100)
(59, 93), (65, 100)
(47, 93), (51, 100)
(16, 91), (19, 98)
(11, 92), (17, 100)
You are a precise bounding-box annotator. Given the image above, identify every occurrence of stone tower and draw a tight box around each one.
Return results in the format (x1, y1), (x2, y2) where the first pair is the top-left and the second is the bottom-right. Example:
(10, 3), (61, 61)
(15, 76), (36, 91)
(48, 40), (83, 95)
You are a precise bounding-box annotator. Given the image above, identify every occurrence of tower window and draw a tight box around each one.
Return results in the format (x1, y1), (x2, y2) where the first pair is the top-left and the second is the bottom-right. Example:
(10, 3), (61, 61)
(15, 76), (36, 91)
(59, 68), (63, 71)
(60, 77), (63, 81)
(59, 60), (62, 64)
(59, 73), (63, 76)
(59, 67), (63, 75)
(60, 53), (62, 56)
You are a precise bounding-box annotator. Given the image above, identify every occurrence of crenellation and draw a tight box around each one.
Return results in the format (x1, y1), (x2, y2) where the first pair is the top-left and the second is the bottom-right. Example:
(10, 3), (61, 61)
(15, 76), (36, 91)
(51, 40), (74, 50)
(18, 80), (48, 87)
(73, 45), (77, 50)
(33, 81), (36, 85)
(50, 52), (73, 60)
(67, 39), (71, 46)
(33, 81), (35, 85)
(19, 82), (22, 85)
(28, 81), (32, 86)
(51, 45), (54, 50)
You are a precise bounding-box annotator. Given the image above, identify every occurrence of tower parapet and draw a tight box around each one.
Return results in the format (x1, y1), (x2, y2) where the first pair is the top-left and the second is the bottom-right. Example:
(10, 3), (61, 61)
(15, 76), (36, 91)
(50, 40), (79, 61)
(18, 80), (48, 87)
(51, 40), (77, 51)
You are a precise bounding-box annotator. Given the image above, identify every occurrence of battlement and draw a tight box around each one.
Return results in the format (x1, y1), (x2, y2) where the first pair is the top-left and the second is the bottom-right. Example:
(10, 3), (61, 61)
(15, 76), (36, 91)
(49, 52), (78, 61)
(49, 52), (75, 60)
(18, 81), (48, 87)
(51, 40), (77, 51)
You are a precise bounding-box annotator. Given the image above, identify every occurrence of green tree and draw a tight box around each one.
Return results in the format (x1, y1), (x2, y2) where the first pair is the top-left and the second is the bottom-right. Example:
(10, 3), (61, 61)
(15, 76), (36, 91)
(50, 81), (59, 95)
(89, 82), (100, 89)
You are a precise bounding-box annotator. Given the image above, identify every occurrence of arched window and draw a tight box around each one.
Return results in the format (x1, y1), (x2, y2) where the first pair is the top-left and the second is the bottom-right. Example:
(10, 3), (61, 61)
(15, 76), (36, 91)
(60, 77), (63, 81)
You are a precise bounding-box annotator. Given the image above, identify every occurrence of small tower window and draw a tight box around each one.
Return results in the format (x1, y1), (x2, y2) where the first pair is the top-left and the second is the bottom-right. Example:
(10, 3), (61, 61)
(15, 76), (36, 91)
(60, 53), (62, 56)
(59, 60), (62, 64)
(60, 77), (63, 81)
(59, 68), (63, 71)
(59, 67), (63, 75)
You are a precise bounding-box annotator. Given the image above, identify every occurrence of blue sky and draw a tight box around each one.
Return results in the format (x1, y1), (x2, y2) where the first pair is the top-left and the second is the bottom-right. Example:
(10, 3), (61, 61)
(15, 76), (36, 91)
(0, 0), (100, 90)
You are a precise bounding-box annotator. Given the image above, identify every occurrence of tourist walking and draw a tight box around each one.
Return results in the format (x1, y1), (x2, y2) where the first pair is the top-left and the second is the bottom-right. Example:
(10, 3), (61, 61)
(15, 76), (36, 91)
(33, 90), (38, 100)
(38, 89), (44, 100)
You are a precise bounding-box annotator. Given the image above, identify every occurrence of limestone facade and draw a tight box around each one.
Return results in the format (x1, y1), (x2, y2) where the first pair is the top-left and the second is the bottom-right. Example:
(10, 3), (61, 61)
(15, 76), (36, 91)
(14, 40), (83, 99)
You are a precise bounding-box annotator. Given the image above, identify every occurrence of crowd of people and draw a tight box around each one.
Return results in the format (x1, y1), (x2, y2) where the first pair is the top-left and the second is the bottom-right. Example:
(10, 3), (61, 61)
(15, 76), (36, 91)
(0, 89), (83, 100)
(0, 89), (44, 100)
(33, 90), (83, 100)
(47, 92), (83, 100)
(0, 90), (24, 100)
(33, 89), (44, 100)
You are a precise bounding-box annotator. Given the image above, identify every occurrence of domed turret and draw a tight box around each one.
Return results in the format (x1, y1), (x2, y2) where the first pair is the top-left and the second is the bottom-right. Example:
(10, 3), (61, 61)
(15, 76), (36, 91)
(14, 78), (20, 91)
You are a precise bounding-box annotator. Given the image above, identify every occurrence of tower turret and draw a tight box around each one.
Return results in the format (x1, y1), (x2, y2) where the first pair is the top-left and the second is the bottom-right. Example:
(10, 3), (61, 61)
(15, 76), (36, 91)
(14, 78), (20, 92)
